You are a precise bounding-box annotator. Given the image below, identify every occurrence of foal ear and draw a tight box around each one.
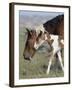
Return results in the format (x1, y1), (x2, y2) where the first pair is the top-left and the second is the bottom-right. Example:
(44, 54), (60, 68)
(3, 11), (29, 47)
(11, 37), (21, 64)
(38, 30), (42, 36)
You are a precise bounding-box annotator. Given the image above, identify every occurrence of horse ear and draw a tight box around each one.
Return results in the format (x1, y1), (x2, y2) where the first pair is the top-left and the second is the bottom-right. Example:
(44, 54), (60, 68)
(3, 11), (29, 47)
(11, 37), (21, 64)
(30, 31), (32, 35)
(26, 28), (33, 35)
(26, 28), (30, 33)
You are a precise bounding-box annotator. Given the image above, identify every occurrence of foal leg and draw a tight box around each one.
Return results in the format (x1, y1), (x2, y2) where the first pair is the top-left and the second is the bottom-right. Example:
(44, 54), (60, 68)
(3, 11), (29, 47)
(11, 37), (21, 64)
(57, 51), (64, 72)
(46, 55), (54, 74)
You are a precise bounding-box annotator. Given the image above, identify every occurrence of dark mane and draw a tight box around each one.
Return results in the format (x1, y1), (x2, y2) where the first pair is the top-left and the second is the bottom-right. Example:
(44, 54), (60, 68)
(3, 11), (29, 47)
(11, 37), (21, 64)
(43, 14), (64, 35)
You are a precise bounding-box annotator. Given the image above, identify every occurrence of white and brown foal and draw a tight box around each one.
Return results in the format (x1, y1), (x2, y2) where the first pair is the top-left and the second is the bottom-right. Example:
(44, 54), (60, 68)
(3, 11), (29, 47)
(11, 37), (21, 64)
(34, 31), (64, 74)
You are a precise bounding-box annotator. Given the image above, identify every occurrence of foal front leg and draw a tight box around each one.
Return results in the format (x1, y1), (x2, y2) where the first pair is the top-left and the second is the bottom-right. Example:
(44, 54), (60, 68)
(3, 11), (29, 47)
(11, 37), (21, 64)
(57, 51), (64, 72)
(46, 55), (54, 74)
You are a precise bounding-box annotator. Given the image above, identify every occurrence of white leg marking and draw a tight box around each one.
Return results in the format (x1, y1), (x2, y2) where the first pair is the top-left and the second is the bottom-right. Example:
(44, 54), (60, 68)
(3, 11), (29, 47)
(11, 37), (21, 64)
(57, 51), (64, 71)
(46, 55), (53, 74)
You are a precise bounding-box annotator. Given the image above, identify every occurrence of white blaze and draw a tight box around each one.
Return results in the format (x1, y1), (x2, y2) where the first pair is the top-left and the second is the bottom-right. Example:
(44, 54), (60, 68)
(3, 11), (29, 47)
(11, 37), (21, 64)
(34, 40), (45, 50)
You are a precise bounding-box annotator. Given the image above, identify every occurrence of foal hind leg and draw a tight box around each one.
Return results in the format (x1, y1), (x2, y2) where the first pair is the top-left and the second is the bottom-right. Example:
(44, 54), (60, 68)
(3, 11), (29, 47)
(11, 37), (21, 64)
(57, 51), (64, 72)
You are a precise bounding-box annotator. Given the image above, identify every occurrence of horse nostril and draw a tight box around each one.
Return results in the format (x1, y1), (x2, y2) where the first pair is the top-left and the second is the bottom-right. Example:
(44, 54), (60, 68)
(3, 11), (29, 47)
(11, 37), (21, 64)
(23, 55), (31, 60)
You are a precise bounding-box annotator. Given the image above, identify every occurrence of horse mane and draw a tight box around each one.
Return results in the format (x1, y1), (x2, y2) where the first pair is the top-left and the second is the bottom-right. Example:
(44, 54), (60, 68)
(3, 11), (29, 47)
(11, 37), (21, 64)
(43, 14), (64, 28)
(43, 14), (64, 35)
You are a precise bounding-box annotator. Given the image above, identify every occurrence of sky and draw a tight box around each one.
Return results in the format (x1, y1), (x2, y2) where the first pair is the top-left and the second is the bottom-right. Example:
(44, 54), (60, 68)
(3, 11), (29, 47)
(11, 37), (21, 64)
(19, 10), (64, 29)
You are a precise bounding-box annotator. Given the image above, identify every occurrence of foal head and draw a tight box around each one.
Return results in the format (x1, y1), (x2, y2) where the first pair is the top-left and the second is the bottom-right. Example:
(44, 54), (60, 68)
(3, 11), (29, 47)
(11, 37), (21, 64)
(34, 31), (54, 50)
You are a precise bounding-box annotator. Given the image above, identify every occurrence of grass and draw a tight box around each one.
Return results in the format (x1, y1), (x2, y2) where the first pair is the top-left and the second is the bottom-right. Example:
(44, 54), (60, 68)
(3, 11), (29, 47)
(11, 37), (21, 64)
(19, 27), (64, 79)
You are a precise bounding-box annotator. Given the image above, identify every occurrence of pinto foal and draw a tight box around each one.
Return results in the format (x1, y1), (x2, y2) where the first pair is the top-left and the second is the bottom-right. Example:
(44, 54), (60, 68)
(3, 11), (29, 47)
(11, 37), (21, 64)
(34, 31), (64, 74)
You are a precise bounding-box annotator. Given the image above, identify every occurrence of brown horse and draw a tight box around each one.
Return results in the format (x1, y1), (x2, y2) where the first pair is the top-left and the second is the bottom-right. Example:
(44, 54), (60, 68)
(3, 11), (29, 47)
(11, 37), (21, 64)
(23, 28), (37, 60)
(43, 14), (64, 37)
(23, 14), (64, 61)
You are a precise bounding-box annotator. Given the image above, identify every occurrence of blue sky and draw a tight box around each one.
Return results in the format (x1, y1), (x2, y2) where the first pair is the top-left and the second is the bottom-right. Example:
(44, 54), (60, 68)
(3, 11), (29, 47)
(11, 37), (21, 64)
(20, 10), (63, 17)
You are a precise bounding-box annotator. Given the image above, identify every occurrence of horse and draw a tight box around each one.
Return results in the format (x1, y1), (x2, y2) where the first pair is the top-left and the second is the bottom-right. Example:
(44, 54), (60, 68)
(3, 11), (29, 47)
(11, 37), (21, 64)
(23, 28), (37, 60)
(23, 14), (64, 74)
(43, 14), (64, 37)
(23, 14), (64, 59)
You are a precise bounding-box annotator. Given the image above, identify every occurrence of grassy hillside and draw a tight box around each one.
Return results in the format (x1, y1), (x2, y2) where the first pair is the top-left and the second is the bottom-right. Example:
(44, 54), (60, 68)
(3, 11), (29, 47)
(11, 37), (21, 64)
(19, 27), (64, 79)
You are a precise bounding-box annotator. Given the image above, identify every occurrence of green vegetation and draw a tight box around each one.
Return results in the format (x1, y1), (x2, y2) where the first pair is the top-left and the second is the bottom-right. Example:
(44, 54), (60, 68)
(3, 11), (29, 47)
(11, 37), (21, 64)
(19, 28), (64, 79)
